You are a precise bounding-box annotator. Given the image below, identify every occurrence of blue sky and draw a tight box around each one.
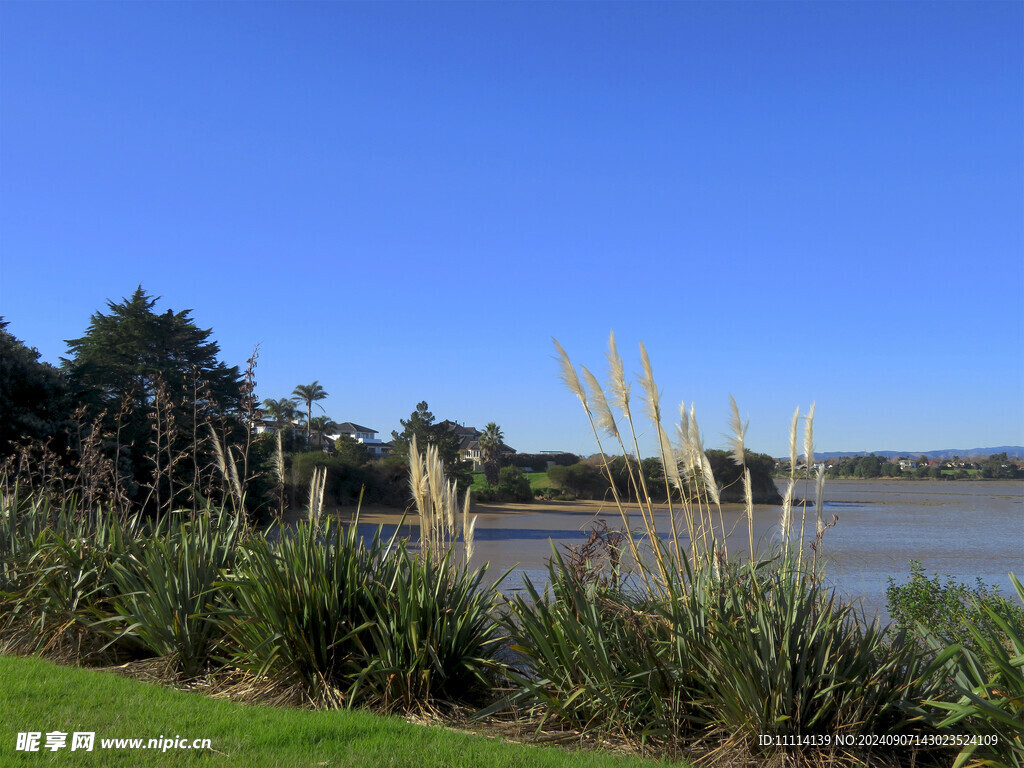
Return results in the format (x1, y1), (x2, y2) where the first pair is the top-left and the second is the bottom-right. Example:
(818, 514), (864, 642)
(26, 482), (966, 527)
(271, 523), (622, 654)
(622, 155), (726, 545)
(1, 1), (1021, 458)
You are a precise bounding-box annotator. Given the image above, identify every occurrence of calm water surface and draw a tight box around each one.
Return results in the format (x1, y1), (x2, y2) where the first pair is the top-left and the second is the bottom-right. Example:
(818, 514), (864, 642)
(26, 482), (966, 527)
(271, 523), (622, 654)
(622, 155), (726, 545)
(360, 479), (1023, 623)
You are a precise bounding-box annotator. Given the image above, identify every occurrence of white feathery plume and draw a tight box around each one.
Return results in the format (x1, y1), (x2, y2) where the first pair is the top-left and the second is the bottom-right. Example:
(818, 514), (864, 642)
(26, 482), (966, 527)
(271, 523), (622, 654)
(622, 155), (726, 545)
(273, 430), (285, 485)
(689, 405), (705, 460)
(462, 488), (476, 562)
(660, 423), (683, 490)
(307, 466), (325, 524)
(408, 435), (430, 551)
(553, 338), (588, 408)
(210, 423), (228, 480)
(728, 395), (747, 465)
(581, 365), (618, 438)
(780, 478), (794, 544)
(700, 453), (720, 506)
(677, 403), (692, 475)
(815, 465), (826, 536)
(743, 466), (754, 554)
(638, 342), (662, 426)
(789, 406), (800, 471)
(606, 330), (630, 413)
(228, 445), (243, 498)
(803, 402), (816, 471)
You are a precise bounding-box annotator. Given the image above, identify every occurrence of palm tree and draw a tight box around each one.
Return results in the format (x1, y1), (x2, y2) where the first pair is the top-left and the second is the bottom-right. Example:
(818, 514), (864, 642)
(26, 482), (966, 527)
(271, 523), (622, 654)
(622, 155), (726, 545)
(262, 397), (298, 431)
(292, 381), (328, 451)
(308, 416), (337, 452)
(479, 422), (504, 486)
(262, 397), (299, 451)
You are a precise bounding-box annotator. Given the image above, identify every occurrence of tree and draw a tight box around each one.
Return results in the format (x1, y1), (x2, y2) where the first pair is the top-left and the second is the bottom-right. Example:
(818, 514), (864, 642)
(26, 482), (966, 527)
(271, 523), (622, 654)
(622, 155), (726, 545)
(854, 455), (882, 479)
(308, 415), (337, 452)
(292, 381), (328, 451)
(262, 397), (298, 431)
(262, 397), (299, 450)
(334, 433), (369, 466)
(479, 422), (504, 485)
(391, 401), (437, 456)
(390, 401), (471, 488)
(705, 449), (783, 504)
(495, 465), (532, 502)
(0, 318), (69, 458)
(547, 462), (608, 499)
(62, 287), (242, 511)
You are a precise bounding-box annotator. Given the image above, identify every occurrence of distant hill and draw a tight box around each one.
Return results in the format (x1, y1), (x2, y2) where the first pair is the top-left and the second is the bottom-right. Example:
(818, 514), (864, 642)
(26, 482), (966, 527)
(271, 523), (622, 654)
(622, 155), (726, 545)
(807, 447), (1024, 461)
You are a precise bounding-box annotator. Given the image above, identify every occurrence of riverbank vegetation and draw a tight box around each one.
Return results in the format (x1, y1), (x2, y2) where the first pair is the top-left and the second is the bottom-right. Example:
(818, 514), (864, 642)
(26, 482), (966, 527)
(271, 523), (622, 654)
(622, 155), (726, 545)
(3, 314), (1022, 766)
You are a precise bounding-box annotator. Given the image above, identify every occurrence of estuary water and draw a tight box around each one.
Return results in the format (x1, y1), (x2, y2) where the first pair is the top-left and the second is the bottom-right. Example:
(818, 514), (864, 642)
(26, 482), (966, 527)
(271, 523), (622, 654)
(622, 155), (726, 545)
(354, 478), (1023, 623)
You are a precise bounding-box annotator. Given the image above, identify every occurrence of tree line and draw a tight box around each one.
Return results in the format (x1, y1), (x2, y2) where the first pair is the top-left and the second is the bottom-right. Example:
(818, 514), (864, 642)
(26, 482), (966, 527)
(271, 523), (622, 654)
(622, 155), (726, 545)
(0, 287), (517, 518)
(544, 450), (781, 504)
(802, 454), (1024, 480)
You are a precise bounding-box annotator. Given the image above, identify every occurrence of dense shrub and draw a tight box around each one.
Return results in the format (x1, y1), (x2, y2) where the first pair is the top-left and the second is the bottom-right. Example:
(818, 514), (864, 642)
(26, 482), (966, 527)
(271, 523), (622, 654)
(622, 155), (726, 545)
(546, 462), (608, 500)
(287, 453), (410, 508)
(920, 574), (1024, 767)
(475, 468), (532, 503)
(887, 560), (1024, 661)
(704, 449), (782, 504)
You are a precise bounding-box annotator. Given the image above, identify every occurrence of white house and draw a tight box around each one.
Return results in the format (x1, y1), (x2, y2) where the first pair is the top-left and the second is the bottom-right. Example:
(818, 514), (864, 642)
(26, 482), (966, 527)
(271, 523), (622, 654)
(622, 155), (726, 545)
(328, 422), (392, 458)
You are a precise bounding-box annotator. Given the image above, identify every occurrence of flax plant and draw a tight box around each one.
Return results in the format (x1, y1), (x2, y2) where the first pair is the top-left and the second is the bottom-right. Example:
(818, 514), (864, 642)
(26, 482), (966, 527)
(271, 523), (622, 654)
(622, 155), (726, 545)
(0, 489), (136, 660)
(358, 544), (506, 713)
(225, 516), (387, 707)
(104, 511), (245, 677)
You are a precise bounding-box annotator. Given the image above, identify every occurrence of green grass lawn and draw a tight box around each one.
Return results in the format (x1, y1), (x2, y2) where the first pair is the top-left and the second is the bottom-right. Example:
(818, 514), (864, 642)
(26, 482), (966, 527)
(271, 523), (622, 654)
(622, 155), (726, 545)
(0, 656), (677, 767)
(527, 472), (550, 491)
(471, 471), (550, 493)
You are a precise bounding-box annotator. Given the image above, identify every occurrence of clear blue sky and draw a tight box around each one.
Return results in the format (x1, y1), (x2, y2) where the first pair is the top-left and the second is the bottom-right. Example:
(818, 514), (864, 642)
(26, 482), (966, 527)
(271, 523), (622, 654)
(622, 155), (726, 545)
(2, 1), (1021, 458)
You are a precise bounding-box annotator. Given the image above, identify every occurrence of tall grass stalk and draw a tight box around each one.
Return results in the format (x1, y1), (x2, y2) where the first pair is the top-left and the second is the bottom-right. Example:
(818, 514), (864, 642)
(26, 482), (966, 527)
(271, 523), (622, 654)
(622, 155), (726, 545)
(307, 465), (326, 523)
(552, 335), (753, 585)
(408, 435), (475, 562)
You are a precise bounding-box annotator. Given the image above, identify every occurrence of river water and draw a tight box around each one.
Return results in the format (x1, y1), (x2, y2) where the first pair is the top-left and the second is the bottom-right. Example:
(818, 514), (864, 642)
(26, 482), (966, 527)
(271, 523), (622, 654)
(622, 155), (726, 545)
(354, 478), (1023, 623)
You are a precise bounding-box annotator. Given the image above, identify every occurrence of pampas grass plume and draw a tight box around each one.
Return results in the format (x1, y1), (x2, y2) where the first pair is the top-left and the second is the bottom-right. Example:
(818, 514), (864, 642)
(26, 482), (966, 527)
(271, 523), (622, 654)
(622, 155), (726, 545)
(803, 402), (816, 471)
(553, 338), (587, 407)
(606, 330), (630, 412)
(581, 365), (618, 438)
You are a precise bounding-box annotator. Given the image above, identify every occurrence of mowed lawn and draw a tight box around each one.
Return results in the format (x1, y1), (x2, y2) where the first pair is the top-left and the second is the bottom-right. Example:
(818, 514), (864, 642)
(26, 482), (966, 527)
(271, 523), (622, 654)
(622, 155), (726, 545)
(0, 655), (677, 767)
(471, 471), (550, 492)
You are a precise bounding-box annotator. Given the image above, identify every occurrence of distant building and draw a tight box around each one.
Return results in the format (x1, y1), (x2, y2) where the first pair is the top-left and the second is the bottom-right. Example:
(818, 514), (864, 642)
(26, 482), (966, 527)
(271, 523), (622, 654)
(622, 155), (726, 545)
(327, 422), (392, 458)
(437, 421), (516, 469)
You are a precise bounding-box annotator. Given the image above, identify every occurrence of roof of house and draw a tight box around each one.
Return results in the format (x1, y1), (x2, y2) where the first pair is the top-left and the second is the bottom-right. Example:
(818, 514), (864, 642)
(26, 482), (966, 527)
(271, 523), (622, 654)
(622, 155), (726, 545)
(334, 422), (377, 434)
(438, 420), (480, 438)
